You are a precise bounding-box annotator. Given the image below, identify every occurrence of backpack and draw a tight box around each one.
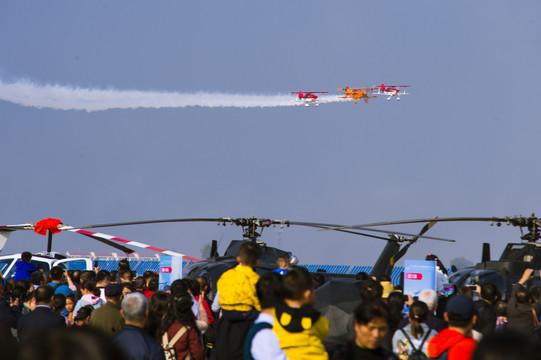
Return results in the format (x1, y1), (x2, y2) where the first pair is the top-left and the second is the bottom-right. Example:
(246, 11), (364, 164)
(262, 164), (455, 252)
(400, 327), (431, 360)
(428, 350), (448, 360)
(243, 322), (273, 360)
(162, 326), (191, 360)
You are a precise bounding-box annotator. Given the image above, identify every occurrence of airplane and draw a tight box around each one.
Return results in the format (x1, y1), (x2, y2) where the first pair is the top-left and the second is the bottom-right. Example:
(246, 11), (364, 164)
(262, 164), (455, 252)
(291, 91), (328, 107)
(337, 87), (377, 104)
(375, 84), (410, 101)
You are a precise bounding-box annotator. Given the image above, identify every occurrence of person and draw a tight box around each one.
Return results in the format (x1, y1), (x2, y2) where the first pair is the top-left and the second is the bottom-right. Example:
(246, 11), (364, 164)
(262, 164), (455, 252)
(426, 254), (449, 293)
(122, 282), (133, 298)
(170, 279), (208, 331)
(493, 300), (508, 331)
(189, 278), (214, 326)
(0, 273), (21, 352)
(392, 301), (437, 359)
(244, 272), (287, 360)
(355, 272), (370, 281)
(13, 251), (38, 282)
(21, 290), (36, 315)
(143, 270), (157, 290)
(379, 275), (395, 300)
(398, 289), (447, 333)
(214, 242), (262, 359)
(31, 270), (45, 289)
(73, 305), (94, 327)
(273, 267), (329, 360)
(359, 279), (384, 302)
(506, 268), (537, 339)
(96, 269), (110, 302)
(111, 292), (165, 360)
(327, 300), (398, 360)
(18, 326), (126, 360)
(133, 277), (147, 293)
(272, 256), (290, 276)
(116, 258), (131, 282)
(88, 283), (125, 337)
(73, 280), (104, 318)
(151, 291), (205, 360)
(473, 283), (498, 336)
(144, 277), (159, 299)
(64, 293), (75, 324)
(471, 329), (538, 360)
(47, 266), (74, 297)
(426, 294), (478, 360)
(17, 285), (66, 342)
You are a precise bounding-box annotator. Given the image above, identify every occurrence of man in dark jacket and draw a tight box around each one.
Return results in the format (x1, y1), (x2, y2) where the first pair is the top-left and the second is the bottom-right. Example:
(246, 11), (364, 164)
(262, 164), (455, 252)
(0, 275), (21, 355)
(473, 283), (497, 336)
(112, 292), (165, 360)
(89, 283), (125, 337)
(17, 285), (66, 342)
(507, 269), (537, 340)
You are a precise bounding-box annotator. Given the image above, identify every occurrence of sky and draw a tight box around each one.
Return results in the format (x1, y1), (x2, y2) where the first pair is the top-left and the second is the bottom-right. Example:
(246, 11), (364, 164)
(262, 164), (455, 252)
(1, 1), (540, 268)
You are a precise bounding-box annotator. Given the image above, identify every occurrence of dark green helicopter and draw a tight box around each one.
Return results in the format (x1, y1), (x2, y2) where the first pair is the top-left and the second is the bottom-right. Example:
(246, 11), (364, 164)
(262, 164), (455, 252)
(180, 216), (452, 300)
(328, 214), (541, 299)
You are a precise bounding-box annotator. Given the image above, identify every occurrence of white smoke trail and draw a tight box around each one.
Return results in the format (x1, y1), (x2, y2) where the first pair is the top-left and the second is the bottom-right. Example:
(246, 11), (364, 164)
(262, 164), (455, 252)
(0, 78), (349, 112)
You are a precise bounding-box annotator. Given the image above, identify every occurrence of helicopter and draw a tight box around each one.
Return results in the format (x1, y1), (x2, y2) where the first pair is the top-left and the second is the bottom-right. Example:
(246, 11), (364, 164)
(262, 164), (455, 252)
(0, 216), (452, 297)
(324, 214), (541, 299)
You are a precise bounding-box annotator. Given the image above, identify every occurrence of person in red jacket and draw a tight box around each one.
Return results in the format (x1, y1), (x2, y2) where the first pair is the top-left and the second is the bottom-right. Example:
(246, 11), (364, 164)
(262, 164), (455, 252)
(427, 295), (478, 360)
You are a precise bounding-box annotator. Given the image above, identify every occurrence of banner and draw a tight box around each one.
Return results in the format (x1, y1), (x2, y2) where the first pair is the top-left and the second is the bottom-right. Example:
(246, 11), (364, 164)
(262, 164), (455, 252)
(158, 255), (183, 290)
(404, 260), (436, 297)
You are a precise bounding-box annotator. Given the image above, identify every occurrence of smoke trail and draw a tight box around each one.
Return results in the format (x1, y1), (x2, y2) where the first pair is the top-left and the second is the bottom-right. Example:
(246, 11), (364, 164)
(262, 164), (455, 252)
(0, 78), (348, 112)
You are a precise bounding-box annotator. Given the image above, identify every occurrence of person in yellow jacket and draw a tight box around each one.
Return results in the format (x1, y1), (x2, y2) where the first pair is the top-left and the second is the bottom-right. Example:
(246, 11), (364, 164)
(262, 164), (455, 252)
(273, 267), (329, 360)
(215, 242), (261, 359)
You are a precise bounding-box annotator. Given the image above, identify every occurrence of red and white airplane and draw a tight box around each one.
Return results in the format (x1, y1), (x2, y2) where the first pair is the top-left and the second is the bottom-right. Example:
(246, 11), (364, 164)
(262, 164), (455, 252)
(291, 91), (328, 107)
(375, 84), (410, 101)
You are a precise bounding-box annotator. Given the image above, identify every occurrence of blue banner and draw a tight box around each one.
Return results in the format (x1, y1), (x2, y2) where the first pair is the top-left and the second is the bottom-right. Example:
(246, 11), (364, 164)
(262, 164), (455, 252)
(404, 260), (436, 297)
(158, 255), (183, 290)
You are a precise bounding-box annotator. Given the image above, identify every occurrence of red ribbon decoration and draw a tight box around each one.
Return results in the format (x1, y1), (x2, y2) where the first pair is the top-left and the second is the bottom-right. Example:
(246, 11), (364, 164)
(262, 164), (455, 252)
(34, 218), (63, 236)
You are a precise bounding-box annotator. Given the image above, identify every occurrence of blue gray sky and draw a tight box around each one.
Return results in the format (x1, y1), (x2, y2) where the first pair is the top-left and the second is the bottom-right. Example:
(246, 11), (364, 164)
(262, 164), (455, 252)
(1, 1), (540, 267)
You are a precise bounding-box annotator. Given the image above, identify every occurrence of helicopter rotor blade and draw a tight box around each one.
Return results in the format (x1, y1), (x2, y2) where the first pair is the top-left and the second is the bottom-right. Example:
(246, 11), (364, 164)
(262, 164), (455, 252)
(317, 216), (525, 232)
(75, 218), (227, 229)
(417, 217), (439, 238)
(292, 221), (455, 242)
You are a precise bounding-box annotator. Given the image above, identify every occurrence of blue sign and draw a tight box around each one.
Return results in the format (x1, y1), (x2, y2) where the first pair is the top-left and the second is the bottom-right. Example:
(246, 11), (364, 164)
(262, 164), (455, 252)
(158, 255), (183, 290)
(404, 260), (436, 297)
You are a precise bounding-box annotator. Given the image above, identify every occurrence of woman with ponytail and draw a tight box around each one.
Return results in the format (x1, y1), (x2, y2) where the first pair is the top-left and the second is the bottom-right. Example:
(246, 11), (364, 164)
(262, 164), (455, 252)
(392, 301), (438, 359)
(150, 290), (205, 360)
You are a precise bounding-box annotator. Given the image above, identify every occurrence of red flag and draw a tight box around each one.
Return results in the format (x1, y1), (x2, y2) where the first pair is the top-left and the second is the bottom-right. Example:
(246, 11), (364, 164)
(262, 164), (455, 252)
(34, 218), (63, 236)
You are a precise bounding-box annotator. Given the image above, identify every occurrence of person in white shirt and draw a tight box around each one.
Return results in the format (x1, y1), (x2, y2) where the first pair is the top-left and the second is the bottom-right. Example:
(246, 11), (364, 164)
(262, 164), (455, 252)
(244, 272), (288, 360)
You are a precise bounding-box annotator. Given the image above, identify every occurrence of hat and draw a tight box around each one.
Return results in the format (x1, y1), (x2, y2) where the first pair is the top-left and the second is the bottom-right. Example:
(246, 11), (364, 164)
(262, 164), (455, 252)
(380, 281), (395, 299)
(446, 294), (477, 320)
(105, 283), (123, 298)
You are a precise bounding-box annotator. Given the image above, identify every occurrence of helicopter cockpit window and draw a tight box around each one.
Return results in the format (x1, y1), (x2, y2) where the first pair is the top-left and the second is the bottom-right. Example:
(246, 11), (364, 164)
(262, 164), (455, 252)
(465, 270), (505, 295)
(523, 252), (534, 262)
(0, 259), (12, 276)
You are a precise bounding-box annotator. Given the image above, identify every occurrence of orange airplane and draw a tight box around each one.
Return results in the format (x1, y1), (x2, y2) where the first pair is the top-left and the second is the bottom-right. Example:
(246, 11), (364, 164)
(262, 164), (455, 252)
(337, 86), (377, 103)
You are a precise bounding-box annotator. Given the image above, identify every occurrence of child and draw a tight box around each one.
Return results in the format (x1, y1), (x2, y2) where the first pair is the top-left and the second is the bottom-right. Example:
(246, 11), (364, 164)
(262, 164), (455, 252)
(272, 257), (290, 276)
(244, 272), (287, 360)
(64, 293), (76, 324)
(273, 267), (329, 360)
(13, 252), (38, 282)
(215, 242), (261, 359)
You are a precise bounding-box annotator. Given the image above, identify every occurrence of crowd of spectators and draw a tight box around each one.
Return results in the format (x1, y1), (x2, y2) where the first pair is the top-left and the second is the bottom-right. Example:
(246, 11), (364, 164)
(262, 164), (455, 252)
(3, 250), (541, 360)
